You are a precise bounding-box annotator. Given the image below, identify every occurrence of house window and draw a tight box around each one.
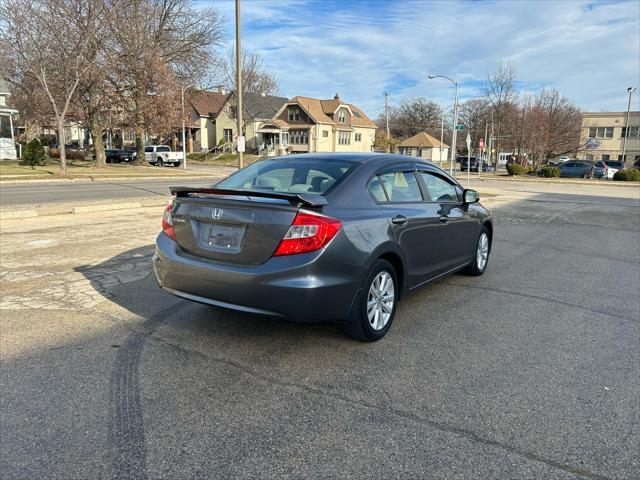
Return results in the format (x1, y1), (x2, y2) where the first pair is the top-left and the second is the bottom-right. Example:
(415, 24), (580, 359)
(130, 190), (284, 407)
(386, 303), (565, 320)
(281, 132), (289, 146)
(617, 154), (626, 162)
(404, 147), (413, 156)
(288, 107), (300, 122)
(355, 133), (362, 142)
(0, 115), (12, 138)
(338, 110), (346, 123)
(338, 131), (350, 145)
(585, 154), (594, 161)
(290, 129), (308, 144)
(229, 106), (237, 119)
(621, 126), (639, 138)
(322, 130), (328, 138)
(601, 154), (610, 161)
(224, 129), (233, 143)
(588, 127), (613, 138)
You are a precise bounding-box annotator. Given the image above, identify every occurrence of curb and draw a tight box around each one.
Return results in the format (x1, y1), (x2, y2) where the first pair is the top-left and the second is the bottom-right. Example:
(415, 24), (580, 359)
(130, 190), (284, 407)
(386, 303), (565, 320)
(1, 198), (169, 220)
(466, 175), (640, 188)
(0, 173), (225, 185)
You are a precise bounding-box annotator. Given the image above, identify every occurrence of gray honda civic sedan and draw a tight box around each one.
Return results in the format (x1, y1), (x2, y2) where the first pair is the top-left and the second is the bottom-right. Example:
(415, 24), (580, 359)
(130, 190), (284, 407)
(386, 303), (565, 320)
(153, 153), (493, 341)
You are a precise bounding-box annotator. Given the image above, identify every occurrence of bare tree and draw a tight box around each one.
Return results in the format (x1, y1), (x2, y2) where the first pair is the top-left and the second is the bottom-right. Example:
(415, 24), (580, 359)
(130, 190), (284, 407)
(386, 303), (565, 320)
(482, 62), (517, 165)
(105, 0), (224, 163)
(1, 0), (102, 175)
(222, 48), (280, 96)
(525, 89), (581, 169)
(458, 98), (491, 153)
(379, 98), (441, 139)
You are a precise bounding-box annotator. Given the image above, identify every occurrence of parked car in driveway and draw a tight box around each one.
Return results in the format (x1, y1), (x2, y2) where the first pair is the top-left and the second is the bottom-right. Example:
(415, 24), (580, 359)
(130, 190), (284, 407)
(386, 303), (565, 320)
(153, 153), (493, 341)
(145, 145), (183, 167)
(460, 156), (488, 172)
(102, 149), (135, 163)
(549, 155), (571, 165)
(559, 161), (595, 178)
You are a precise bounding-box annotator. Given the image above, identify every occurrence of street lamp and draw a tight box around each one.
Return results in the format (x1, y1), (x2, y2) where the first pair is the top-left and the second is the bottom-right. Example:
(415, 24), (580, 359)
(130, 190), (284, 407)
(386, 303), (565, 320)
(429, 74), (459, 175)
(621, 86), (637, 167)
(439, 104), (454, 168)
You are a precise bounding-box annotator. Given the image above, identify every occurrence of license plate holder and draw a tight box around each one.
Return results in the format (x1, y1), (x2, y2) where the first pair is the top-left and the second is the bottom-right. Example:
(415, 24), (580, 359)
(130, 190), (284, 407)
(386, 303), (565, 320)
(202, 223), (246, 253)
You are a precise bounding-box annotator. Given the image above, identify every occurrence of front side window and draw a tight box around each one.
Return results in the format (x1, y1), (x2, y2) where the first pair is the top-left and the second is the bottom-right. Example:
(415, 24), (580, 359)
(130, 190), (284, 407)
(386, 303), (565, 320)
(419, 172), (459, 202)
(378, 171), (422, 202)
(338, 131), (350, 145)
(217, 158), (354, 194)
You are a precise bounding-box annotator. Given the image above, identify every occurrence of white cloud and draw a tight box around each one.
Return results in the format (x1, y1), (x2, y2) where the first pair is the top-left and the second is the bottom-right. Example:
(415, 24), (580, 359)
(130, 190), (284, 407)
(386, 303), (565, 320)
(205, 0), (640, 116)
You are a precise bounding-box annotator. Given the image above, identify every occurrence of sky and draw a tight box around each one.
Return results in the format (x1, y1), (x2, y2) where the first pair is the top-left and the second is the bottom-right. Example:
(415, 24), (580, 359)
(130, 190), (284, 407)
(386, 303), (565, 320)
(202, 0), (640, 119)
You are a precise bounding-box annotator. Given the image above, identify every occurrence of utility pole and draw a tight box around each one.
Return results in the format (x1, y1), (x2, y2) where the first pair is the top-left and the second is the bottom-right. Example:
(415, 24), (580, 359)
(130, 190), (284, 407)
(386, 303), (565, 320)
(621, 86), (637, 168)
(235, 0), (243, 169)
(384, 91), (390, 153)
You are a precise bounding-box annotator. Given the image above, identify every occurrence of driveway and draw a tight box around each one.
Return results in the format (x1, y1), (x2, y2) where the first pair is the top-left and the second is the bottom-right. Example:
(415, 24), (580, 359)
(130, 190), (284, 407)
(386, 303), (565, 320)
(1, 183), (638, 479)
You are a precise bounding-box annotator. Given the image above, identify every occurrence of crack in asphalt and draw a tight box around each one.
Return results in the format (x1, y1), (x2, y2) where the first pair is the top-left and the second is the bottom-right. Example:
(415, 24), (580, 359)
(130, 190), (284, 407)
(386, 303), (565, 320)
(124, 325), (611, 480)
(444, 282), (639, 326)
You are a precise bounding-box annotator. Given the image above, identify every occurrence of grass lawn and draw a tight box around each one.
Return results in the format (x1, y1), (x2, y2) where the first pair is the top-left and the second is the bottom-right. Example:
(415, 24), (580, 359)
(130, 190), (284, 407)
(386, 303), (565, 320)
(0, 159), (217, 180)
(187, 152), (263, 167)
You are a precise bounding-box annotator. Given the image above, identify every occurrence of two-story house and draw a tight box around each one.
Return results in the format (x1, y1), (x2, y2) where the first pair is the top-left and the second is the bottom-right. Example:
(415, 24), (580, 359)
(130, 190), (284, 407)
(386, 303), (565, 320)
(0, 78), (18, 160)
(187, 88), (288, 153)
(257, 94), (377, 155)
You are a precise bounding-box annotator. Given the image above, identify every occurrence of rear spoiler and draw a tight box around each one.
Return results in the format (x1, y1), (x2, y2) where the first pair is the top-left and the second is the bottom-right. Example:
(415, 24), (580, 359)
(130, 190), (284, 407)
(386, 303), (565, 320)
(169, 186), (328, 207)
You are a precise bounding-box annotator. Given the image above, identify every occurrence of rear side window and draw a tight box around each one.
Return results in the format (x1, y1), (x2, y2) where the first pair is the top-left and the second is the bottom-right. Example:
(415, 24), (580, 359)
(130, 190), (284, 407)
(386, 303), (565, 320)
(216, 158), (354, 194)
(367, 176), (387, 202)
(419, 172), (459, 202)
(378, 171), (423, 202)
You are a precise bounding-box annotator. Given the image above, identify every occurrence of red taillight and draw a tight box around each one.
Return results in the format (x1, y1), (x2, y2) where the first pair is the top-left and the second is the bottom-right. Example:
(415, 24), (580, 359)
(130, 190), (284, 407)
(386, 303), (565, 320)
(162, 202), (177, 241)
(273, 210), (342, 256)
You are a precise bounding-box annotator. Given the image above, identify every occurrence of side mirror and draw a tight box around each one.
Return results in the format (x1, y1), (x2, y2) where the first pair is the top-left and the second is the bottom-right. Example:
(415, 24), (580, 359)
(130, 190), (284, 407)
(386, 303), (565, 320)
(463, 189), (480, 204)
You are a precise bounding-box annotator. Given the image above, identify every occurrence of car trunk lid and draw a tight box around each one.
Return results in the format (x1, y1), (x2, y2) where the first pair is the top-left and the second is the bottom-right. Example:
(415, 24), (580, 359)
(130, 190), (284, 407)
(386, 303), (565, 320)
(169, 187), (327, 265)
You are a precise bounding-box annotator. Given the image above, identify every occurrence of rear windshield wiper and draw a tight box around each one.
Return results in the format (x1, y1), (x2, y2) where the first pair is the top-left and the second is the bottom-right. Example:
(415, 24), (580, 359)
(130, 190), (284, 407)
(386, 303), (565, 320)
(169, 186), (328, 207)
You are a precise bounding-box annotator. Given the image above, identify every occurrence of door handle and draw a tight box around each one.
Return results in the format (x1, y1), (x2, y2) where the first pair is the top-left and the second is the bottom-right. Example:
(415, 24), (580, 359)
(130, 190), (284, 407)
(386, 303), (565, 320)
(391, 215), (408, 225)
(439, 216), (450, 224)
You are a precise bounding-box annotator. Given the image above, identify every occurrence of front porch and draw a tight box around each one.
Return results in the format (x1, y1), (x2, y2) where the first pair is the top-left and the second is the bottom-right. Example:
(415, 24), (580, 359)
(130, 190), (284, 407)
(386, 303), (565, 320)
(256, 122), (311, 156)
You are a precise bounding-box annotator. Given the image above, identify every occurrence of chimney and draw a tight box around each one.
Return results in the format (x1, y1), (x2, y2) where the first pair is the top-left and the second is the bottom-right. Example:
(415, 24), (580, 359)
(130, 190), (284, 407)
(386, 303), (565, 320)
(334, 93), (340, 100)
(217, 85), (226, 95)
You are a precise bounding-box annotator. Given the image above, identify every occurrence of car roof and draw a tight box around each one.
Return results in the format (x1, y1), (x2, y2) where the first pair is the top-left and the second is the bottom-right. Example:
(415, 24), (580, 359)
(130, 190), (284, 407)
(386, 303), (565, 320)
(266, 152), (439, 169)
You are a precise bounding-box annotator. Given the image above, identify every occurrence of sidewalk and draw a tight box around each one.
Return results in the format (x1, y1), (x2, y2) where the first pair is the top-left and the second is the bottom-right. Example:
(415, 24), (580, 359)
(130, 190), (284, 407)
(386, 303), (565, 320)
(0, 164), (236, 184)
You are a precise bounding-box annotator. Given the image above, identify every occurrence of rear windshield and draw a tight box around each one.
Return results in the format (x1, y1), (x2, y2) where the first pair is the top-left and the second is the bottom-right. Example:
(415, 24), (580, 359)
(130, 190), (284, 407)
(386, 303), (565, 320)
(156, 146), (171, 152)
(216, 158), (355, 194)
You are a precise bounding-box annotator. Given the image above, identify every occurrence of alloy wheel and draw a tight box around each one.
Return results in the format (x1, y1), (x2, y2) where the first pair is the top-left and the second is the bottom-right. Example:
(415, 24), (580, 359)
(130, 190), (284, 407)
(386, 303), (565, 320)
(366, 271), (395, 331)
(477, 232), (489, 271)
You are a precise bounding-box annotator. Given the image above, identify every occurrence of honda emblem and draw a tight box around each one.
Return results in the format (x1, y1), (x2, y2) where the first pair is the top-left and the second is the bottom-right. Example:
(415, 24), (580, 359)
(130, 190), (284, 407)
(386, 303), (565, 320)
(211, 208), (223, 220)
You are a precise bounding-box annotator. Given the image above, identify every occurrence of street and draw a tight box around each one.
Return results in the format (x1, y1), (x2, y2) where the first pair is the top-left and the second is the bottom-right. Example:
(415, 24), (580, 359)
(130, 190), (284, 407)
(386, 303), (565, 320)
(1, 181), (639, 479)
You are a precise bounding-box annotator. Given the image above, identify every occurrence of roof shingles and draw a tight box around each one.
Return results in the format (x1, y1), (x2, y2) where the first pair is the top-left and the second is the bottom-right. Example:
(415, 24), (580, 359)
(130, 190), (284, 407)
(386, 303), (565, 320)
(398, 132), (448, 148)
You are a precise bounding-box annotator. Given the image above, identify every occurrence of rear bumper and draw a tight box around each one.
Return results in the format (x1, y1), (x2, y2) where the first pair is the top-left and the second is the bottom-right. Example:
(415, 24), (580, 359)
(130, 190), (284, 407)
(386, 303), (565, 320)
(152, 232), (363, 322)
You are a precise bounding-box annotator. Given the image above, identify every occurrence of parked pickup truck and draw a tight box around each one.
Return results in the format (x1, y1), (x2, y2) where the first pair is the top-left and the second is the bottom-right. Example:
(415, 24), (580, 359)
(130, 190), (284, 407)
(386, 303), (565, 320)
(144, 145), (183, 167)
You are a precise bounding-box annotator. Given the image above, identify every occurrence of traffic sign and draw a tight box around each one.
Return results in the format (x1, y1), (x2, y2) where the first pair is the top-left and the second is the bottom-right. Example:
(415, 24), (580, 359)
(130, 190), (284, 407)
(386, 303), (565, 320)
(237, 135), (245, 153)
(455, 124), (465, 130)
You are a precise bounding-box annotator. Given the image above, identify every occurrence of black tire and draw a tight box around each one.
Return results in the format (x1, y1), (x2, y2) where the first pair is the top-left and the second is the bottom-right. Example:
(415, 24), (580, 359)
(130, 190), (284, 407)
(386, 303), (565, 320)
(342, 259), (398, 341)
(157, 158), (165, 167)
(463, 225), (491, 276)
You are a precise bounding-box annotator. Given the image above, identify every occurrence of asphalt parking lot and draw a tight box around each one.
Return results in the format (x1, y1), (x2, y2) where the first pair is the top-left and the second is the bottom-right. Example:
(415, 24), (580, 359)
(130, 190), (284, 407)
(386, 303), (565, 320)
(1, 181), (639, 479)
